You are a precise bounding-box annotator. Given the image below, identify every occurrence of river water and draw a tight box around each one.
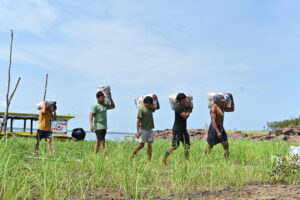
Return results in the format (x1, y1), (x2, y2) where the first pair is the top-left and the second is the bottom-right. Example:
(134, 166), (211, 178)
(12, 128), (135, 141)
(76, 131), (135, 141)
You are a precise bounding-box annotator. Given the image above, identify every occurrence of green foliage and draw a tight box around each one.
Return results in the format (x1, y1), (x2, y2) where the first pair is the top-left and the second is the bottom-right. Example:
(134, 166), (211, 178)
(267, 116), (300, 130)
(0, 138), (298, 199)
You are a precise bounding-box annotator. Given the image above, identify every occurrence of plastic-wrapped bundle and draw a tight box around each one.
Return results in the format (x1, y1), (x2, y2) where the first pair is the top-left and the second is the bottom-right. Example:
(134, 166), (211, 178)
(97, 85), (112, 106)
(37, 101), (56, 110)
(134, 94), (159, 109)
(207, 92), (232, 108)
(290, 146), (300, 157)
(168, 93), (193, 110)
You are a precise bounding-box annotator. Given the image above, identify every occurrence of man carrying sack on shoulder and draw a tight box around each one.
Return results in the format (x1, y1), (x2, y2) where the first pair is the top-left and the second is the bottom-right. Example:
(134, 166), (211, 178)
(33, 101), (57, 155)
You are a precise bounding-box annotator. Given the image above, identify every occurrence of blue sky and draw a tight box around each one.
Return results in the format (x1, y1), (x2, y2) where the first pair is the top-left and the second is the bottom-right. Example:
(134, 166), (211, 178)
(0, 0), (299, 133)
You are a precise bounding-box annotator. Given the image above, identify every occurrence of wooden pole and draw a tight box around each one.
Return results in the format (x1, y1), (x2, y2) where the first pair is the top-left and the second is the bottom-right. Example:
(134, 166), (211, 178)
(23, 119), (27, 132)
(43, 74), (48, 101)
(0, 30), (22, 135)
(10, 118), (13, 132)
(30, 119), (33, 135)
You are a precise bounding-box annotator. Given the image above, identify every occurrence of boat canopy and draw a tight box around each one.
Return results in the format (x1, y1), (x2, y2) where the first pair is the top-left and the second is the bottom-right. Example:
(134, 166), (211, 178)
(0, 112), (75, 134)
(0, 112), (75, 120)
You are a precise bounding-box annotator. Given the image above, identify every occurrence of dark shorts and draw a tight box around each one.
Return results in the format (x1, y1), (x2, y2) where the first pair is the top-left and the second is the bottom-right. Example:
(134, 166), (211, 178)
(36, 130), (52, 141)
(95, 129), (107, 140)
(172, 130), (190, 148)
(207, 124), (228, 145)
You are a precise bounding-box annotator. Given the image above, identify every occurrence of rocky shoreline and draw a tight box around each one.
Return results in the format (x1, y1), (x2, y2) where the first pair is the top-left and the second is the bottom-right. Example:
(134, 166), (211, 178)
(154, 125), (300, 143)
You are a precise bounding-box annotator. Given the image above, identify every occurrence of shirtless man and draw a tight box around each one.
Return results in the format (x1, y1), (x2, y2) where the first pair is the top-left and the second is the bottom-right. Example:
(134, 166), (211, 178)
(205, 94), (234, 158)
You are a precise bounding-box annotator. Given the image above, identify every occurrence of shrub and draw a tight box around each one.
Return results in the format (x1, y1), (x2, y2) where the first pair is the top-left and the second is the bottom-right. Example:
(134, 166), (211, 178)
(267, 116), (300, 130)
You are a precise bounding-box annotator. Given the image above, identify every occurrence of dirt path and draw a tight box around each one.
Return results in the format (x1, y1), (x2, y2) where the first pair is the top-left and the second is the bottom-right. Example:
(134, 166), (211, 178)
(77, 183), (300, 199)
(188, 183), (300, 200)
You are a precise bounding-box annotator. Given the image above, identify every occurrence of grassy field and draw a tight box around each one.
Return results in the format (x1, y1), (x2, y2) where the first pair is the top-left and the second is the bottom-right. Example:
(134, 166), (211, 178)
(0, 138), (299, 199)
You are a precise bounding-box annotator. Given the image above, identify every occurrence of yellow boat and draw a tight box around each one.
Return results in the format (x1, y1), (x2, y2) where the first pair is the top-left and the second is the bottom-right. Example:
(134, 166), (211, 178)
(0, 112), (75, 140)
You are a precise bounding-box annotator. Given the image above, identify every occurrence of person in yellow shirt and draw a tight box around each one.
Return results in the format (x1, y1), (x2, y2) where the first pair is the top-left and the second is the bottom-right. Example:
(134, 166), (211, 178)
(33, 101), (57, 155)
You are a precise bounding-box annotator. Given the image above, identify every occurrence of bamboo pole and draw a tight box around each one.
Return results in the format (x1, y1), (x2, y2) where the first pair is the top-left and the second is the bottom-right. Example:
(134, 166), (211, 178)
(43, 74), (48, 101)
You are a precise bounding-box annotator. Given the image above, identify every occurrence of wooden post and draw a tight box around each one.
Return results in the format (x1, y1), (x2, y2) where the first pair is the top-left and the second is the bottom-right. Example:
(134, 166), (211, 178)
(23, 119), (27, 132)
(30, 119), (33, 135)
(10, 118), (13, 133)
(0, 30), (21, 135)
(43, 74), (48, 101)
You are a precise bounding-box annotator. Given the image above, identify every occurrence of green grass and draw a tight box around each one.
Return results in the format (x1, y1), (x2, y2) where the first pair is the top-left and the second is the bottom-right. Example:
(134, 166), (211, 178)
(0, 138), (299, 199)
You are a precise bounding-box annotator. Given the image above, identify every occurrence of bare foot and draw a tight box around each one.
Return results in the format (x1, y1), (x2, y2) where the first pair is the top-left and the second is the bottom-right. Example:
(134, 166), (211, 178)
(32, 152), (38, 156)
(129, 155), (133, 161)
(161, 159), (168, 166)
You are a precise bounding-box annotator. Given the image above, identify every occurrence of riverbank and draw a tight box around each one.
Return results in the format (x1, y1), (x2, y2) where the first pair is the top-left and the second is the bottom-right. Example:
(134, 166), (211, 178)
(0, 138), (299, 199)
(154, 127), (300, 143)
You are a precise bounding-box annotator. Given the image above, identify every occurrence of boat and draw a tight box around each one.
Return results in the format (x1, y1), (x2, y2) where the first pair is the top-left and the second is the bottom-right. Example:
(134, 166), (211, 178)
(0, 112), (75, 140)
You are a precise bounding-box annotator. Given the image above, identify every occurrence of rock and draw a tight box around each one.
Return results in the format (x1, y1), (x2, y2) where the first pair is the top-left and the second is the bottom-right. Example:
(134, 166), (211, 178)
(190, 132), (198, 136)
(276, 135), (289, 141)
(153, 128), (300, 143)
(262, 135), (276, 141)
(292, 127), (300, 135)
(274, 129), (283, 136)
(268, 131), (275, 136)
(229, 132), (248, 140)
(282, 127), (294, 135)
(287, 135), (300, 143)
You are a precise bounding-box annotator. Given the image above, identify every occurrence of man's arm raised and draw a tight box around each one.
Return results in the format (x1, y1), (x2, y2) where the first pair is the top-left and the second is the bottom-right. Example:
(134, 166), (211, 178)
(153, 95), (160, 110)
(224, 94), (234, 112)
(41, 101), (47, 114)
(52, 110), (57, 120)
(180, 111), (190, 120)
(107, 92), (115, 110)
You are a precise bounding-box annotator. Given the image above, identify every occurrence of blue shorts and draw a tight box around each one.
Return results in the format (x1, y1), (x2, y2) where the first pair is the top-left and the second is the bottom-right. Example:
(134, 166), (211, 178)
(36, 130), (52, 141)
(207, 124), (228, 145)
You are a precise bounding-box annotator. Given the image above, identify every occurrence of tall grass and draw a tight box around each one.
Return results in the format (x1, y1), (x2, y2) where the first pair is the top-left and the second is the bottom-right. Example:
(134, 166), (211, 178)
(0, 138), (298, 199)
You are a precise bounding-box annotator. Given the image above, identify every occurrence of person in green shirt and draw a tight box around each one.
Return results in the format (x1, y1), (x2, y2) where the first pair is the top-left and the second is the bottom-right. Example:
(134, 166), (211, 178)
(130, 96), (160, 161)
(89, 91), (115, 156)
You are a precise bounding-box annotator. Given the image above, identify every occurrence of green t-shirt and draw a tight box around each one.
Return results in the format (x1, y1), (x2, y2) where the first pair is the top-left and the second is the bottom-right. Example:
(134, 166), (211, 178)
(137, 105), (154, 130)
(91, 103), (107, 130)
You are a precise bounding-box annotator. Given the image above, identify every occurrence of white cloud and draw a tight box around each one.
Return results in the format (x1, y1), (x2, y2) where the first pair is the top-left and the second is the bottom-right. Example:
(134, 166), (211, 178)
(0, 0), (255, 94)
(10, 18), (253, 94)
(0, 0), (272, 132)
(0, 0), (58, 35)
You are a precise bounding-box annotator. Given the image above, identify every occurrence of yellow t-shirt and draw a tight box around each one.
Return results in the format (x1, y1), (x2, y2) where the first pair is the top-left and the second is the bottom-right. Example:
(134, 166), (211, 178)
(37, 110), (53, 131)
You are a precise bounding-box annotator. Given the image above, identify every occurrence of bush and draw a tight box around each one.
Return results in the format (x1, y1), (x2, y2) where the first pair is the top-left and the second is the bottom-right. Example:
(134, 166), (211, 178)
(267, 116), (300, 130)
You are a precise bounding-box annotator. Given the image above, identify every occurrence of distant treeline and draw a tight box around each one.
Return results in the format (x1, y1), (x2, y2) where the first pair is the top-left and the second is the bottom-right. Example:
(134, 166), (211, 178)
(267, 116), (300, 129)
